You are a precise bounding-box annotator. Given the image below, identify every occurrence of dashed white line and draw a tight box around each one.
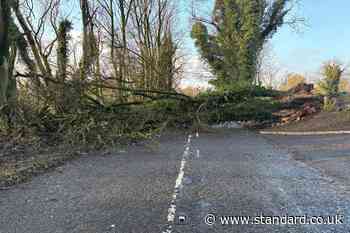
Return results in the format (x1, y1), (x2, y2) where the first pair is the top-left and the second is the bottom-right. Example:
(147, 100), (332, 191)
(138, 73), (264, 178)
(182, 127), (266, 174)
(162, 134), (192, 233)
(196, 149), (200, 158)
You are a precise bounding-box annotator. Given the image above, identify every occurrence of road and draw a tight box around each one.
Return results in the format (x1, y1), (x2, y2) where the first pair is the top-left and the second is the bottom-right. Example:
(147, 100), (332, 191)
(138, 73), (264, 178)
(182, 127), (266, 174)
(1, 129), (350, 233)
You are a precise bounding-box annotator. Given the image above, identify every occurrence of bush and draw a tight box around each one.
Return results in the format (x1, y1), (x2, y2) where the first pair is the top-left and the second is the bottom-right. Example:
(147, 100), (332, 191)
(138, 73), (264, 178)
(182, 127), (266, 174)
(318, 61), (344, 97)
(323, 97), (336, 112)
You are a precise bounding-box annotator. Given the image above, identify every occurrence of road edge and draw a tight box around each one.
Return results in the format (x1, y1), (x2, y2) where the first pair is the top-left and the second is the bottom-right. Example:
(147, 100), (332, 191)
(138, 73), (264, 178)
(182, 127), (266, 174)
(260, 130), (350, 136)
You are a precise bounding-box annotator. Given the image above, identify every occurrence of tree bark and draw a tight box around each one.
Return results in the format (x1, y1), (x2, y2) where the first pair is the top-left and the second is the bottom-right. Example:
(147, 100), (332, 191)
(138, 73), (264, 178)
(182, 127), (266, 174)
(0, 0), (9, 106)
(12, 3), (47, 87)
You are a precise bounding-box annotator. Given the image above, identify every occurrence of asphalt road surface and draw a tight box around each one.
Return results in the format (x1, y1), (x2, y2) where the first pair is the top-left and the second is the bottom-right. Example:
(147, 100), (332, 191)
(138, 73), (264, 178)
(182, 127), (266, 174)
(1, 129), (350, 233)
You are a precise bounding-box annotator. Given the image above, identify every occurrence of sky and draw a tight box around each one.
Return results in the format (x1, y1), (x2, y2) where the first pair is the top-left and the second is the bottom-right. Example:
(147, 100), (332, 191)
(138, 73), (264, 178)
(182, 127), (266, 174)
(181, 0), (350, 86)
(271, 0), (350, 81)
(32, 0), (350, 87)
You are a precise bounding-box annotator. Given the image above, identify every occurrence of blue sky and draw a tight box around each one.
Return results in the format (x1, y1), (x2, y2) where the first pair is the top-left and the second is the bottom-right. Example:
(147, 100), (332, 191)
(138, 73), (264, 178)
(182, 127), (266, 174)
(271, 0), (350, 78)
(181, 0), (350, 83)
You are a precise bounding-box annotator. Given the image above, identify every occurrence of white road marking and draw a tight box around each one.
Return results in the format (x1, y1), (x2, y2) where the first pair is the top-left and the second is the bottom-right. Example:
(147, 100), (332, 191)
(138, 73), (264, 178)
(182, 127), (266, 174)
(188, 134), (192, 143)
(260, 130), (350, 135)
(162, 135), (192, 233)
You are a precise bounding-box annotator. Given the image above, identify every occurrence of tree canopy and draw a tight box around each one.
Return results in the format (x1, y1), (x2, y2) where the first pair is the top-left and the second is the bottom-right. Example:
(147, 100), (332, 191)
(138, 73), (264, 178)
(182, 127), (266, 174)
(318, 61), (344, 97)
(191, 0), (293, 90)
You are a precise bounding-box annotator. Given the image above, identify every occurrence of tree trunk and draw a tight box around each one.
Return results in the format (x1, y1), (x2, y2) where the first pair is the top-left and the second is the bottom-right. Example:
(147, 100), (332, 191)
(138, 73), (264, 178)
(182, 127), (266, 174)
(0, 0), (9, 107)
(12, 3), (45, 88)
(0, 59), (8, 107)
(80, 0), (90, 80)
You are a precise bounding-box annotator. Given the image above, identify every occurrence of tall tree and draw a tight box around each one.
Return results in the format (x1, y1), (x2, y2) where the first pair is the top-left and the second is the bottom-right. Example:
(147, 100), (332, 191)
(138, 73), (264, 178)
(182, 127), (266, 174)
(0, 0), (19, 129)
(57, 20), (73, 82)
(80, 0), (99, 80)
(0, 0), (16, 108)
(158, 31), (177, 90)
(318, 61), (344, 98)
(0, 0), (10, 107)
(11, 0), (59, 88)
(131, 0), (178, 91)
(97, 0), (180, 100)
(97, 0), (134, 101)
(55, 19), (73, 112)
(191, 0), (294, 90)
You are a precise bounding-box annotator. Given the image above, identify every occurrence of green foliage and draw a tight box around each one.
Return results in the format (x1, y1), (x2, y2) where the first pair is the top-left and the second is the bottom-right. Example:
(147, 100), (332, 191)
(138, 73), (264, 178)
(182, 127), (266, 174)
(57, 19), (73, 81)
(1, 93), (197, 148)
(1, 83), (283, 147)
(143, 99), (196, 127)
(318, 61), (344, 97)
(196, 85), (281, 123)
(55, 20), (77, 113)
(0, 0), (291, 149)
(191, 0), (291, 90)
(197, 85), (280, 103)
(212, 98), (280, 122)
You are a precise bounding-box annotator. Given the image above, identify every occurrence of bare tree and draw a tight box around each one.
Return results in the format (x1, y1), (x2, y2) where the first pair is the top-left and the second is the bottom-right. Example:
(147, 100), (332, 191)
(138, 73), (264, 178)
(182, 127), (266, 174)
(95, 0), (181, 102)
(96, 0), (135, 101)
(256, 43), (282, 89)
(79, 0), (100, 80)
(131, 0), (179, 91)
